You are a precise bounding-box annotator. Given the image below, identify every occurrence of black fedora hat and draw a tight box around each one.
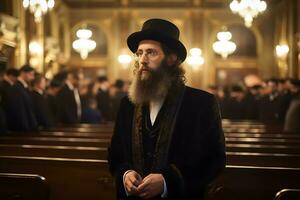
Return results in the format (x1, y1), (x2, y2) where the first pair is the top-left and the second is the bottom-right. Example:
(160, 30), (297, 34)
(127, 18), (187, 62)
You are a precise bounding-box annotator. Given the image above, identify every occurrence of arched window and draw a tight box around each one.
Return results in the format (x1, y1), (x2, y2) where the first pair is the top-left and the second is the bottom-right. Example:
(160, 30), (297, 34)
(228, 24), (257, 57)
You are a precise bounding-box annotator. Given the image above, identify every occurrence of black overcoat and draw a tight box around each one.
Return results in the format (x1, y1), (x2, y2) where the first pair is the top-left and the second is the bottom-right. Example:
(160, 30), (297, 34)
(6, 80), (37, 131)
(31, 91), (53, 128)
(56, 85), (79, 124)
(108, 86), (226, 200)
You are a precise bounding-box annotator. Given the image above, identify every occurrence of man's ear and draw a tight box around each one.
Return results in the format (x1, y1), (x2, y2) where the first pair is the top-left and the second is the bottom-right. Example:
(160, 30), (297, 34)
(166, 54), (178, 65)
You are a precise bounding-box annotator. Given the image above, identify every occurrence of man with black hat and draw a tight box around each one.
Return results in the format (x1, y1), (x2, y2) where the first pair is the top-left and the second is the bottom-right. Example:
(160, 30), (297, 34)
(108, 18), (226, 200)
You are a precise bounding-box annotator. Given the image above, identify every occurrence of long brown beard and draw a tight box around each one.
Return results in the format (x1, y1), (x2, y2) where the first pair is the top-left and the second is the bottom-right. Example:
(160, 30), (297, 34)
(128, 59), (174, 104)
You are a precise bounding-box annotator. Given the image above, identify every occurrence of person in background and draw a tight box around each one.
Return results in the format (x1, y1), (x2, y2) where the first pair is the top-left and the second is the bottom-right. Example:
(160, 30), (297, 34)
(81, 97), (102, 124)
(110, 79), (127, 121)
(56, 69), (82, 124)
(6, 65), (37, 131)
(31, 73), (54, 128)
(96, 76), (111, 121)
(45, 80), (62, 124)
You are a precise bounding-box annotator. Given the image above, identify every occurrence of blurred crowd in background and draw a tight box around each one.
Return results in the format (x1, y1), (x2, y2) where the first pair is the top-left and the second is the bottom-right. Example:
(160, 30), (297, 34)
(1, 65), (300, 133)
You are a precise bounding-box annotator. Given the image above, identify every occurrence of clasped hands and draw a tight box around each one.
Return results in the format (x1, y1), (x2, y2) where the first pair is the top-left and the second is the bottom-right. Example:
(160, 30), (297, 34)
(124, 170), (164, 199)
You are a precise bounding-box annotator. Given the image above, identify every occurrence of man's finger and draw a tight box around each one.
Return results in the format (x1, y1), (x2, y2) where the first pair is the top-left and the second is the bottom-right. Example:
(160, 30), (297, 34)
(129, 176), (140, 186)
(137, 179), (150, 192)
(126, 181), (138, 194)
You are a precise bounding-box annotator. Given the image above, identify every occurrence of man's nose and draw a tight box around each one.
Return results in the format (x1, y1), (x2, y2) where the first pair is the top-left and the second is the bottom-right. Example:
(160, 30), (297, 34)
(139, 52), (149, 63)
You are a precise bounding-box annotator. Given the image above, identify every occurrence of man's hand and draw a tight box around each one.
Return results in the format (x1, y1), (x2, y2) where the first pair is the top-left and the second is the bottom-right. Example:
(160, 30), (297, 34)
(137, 173), (164, 199)
(124, 170), (143, 196)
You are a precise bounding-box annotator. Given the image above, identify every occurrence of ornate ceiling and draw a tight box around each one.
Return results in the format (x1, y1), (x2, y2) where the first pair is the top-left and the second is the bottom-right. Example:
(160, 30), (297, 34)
(61, 0), (227, 8)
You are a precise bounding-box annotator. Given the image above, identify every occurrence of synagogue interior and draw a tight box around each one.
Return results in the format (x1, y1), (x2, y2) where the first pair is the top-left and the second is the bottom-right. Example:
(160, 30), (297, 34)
(0, 0), (300, 200)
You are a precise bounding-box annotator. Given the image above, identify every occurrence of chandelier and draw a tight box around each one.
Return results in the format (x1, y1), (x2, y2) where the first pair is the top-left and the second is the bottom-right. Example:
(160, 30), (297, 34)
(275, 44), (289, 59)
(22, 0), (55, 22)
(72, 28), (97, 60)
(230, 0), (267, 27)
(186, 48), (204, 70)
(212, 30), (236, 59)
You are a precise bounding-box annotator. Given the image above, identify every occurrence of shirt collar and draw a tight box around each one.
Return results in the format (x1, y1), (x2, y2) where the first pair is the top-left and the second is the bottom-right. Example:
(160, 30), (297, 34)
(18, 78), (28, 88)
(66, 80), (74, 90)
(4, 76), (13, 85)
(34, 88), (43, 95)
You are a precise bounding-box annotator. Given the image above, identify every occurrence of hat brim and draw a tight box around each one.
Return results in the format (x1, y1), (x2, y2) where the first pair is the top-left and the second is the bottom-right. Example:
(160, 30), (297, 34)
(127, 30), (187, 62)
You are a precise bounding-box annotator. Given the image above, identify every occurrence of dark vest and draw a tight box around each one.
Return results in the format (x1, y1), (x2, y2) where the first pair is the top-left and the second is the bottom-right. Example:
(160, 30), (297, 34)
(142, 104), (165, 175)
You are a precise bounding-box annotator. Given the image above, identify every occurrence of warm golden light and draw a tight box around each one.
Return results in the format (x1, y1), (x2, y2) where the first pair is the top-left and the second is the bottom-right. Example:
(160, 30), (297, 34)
(22, 0), (55, 22)
(276, 44), (289, 59)
(230, 0), (267, 27)
(213, 31), (236, 59)
(186, 48), (204, 71)
(72, 28), (97, 60)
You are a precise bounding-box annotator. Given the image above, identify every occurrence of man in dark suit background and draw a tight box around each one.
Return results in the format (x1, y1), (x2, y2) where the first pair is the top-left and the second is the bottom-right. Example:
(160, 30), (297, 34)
(108, 18), (226, 200)
(0, 68), (19, 133)
(96, 76), (111, 121)
(31, 73), (54, 128)
(56, 69), (82, 124)
(6, 65), (37, 131)
(0, 68), (19, 103)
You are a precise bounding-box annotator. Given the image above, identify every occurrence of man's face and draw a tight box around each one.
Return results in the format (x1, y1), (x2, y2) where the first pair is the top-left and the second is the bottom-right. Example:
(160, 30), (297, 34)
(135, 40), (165, 80)
(24, 71), (35, 83)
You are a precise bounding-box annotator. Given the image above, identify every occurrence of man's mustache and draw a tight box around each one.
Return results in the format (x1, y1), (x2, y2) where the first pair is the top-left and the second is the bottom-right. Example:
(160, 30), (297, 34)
(139, 65), (153, 73)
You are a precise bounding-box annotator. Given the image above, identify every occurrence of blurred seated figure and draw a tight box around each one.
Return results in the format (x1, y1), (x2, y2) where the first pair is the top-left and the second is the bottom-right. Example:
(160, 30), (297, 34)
(222, 85), (248, 120)
(244, 84), (263, 120)
(6, 65), (37, 131)
(259, 79), (289, 124)
(31, 73), (54, 128)
(96, 76), (111, 121)
(110, 79), (126, 121)
(45, 80), (62, 124)
(81, 97), (102, 124)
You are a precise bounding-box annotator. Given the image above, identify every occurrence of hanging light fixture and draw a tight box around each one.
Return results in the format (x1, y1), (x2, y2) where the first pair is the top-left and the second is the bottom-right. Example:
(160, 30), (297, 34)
(72, 28), (97, 60)
(275, 44), (289, 59)
(22, 0), (55, 22)
(212, 30), (236, 59)
(186, 48), (204, 70)
(229, 0), (267, 27)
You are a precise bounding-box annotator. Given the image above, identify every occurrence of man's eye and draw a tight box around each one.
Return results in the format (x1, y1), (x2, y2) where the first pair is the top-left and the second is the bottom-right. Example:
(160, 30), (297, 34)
(135, 52), (142, 57)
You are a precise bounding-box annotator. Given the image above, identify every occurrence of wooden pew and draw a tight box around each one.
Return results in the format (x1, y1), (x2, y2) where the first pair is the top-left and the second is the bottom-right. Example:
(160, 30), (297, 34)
(8, 131), (113, 139)
(274, 189), (300, 200)
(226, 143), (300, 154)
(0, 136), (110, 147)
(227, 152), (300, 167)
(2, 155), (299, 200)
(225, 133), (300, 139)
(206, 165), (300, 200)
(0, 173), (50, 200)
(44, 126), (113, 133)
(226, 137), (300, 146)
(0, 156), (114, 200)
(0, 144), (107, 159)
